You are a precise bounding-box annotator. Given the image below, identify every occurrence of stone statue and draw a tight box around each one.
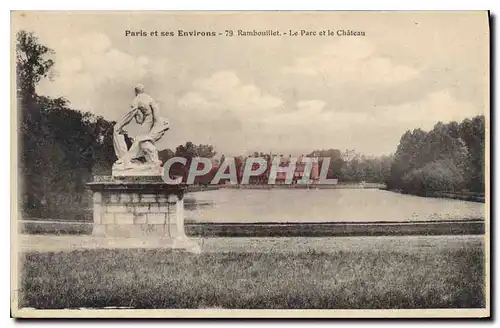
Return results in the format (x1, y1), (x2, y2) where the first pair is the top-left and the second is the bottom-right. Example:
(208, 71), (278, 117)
(112, 84), (170, 176)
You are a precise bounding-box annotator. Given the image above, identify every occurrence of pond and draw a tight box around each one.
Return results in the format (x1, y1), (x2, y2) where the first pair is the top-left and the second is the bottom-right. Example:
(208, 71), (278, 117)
(184, 188), (485, 223)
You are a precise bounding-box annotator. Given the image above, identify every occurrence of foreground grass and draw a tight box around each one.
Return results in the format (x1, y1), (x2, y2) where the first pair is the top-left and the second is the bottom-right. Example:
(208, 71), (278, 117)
(19, 247), (484, 309)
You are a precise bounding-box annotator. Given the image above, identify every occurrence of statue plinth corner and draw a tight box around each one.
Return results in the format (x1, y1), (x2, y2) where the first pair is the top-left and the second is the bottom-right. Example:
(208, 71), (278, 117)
(86, 175), (199, 253)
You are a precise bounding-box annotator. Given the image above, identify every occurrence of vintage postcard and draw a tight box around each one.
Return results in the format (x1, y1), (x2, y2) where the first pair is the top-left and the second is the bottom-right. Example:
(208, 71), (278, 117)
(11, 11), (490, 318)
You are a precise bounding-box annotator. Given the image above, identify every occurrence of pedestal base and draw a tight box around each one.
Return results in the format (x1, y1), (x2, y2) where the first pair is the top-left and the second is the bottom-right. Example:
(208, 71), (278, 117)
(172, 236), (202, 254)
(87, 176), (200, 253)
(111, 162), (163, 177)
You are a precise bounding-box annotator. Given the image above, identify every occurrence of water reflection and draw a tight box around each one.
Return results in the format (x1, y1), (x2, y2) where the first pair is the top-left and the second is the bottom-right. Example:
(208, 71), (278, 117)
(183, 188), (485, 223)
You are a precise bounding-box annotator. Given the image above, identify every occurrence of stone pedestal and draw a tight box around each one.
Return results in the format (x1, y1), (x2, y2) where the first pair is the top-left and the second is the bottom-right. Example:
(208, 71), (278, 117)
(86, 176), (201, 253)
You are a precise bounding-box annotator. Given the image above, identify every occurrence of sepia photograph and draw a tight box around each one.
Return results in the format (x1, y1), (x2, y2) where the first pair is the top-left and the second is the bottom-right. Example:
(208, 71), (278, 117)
(10, 11), (490, 318)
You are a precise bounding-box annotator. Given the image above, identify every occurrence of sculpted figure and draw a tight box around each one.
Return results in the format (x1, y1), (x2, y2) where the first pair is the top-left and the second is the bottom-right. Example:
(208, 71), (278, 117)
(112, 84), (170, 175)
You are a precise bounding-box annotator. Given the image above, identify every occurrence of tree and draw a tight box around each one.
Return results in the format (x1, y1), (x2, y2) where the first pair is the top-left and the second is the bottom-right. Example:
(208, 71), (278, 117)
(17, 31), (56, 214)
(309, 149), (344, 179)
(16, 31), (54, 102)
(459, 116), (485, 192)
(401, 160), (465, 195)
(172, 142), (216, 183)
(17, 30), (116, 218)
(388, 129), (427, 188)
(158, 149), (175, 163)
(387, 116), (485, 195)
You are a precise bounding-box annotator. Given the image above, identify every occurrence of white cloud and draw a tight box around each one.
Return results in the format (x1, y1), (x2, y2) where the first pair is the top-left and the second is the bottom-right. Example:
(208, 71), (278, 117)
(36, 33), (168, 118)
(178, 71), (284, 120)
(379, 89), (482, 130)
(252, 90), (482, 156)
(282, 38), (419, 84)
(264, 100), (328, 126)
(264, 99), (372, 129)
(297, 100), (326, 112)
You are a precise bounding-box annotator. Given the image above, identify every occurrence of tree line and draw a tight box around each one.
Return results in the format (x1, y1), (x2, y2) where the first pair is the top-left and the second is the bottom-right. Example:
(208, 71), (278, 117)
(387, 116), (485, 196)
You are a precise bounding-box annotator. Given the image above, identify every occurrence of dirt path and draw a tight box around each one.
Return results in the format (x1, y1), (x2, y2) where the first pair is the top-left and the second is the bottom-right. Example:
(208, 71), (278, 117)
(17, 234), (484, 254)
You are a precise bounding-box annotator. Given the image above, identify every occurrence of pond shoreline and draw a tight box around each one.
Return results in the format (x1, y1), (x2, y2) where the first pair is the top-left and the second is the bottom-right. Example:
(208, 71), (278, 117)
(219, 183), (386, 189)
(19, 219), (484, 237)
(384, 188), (485, 203)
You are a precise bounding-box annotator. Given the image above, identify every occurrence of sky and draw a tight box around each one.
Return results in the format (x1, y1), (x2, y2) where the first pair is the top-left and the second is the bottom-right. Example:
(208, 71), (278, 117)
(13, 11), (489, 157)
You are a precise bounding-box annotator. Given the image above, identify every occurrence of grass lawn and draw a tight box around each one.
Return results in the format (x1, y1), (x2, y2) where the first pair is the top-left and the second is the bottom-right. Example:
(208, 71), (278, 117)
(18, 245), (484, 309)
